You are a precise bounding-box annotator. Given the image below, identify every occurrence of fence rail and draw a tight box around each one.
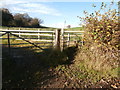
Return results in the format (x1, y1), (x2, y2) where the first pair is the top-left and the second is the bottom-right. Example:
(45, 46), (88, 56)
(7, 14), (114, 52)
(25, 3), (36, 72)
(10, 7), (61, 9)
(0, 29), (84, 51)
(0, 29), (54, 33)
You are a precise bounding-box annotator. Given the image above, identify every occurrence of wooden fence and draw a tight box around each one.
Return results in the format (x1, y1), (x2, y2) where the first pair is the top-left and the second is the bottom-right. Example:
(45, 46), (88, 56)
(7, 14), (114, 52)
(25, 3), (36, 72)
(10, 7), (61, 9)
(0, 28), (84, 51)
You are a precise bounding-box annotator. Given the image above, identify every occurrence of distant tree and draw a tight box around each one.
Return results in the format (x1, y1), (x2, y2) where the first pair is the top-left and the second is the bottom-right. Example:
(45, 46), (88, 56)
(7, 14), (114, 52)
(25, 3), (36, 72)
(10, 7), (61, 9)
(29, 18), (43, 28)
(67, 25), (71, 29)
(38, 19), (43, 25)
(1, 8), (43, 27)
(14, 13), (24, 27)
(23, 13), (32, 24)
(1, 8), (14, 26)
(14, 13), (33, 27)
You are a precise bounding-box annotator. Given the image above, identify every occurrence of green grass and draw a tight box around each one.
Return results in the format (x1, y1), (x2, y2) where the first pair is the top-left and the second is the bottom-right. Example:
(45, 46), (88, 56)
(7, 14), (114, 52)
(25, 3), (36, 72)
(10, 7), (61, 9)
(0, 26), (84, 31)
(55, 58), (119, 85)
(0, 26), (56, 31)
(67, 27), (84, 31)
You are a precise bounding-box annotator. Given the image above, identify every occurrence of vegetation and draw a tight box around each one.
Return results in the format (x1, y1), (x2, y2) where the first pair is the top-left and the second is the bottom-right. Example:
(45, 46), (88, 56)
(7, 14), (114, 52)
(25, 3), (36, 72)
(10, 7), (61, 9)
(73, 1), (119, 83)
(2, 1), (120, 89)
(0, 8), (43, 28)
(68, 27), (84, 31)
(0, 26), (56, 30)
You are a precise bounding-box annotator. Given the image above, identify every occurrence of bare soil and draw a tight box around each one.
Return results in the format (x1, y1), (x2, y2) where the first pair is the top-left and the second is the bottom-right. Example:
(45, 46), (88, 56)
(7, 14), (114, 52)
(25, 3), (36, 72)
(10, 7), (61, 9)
(2, 45), (120, 89)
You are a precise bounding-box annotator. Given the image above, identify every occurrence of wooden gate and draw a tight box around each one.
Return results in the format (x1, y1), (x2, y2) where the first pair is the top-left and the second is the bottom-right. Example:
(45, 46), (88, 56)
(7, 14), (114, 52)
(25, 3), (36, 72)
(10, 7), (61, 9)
(0, 28), (84, 51)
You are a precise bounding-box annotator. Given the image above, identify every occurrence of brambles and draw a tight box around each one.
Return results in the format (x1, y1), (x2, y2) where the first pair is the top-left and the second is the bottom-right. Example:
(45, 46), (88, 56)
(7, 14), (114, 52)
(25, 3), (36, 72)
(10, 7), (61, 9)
(75, 1), (119, 82)
(78, 2), (119, 49)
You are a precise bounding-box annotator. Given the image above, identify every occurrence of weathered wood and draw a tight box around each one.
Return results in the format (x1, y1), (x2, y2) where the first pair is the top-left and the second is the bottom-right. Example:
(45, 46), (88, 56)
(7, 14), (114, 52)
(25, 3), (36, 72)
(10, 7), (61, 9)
(0, 32), (7, 37)
(38, 29), (40, 40)
(15, 39), (53, 42)
(11, 33), (55, 36)
(10, 33), (44, 50)
(67, 33), (70, 47)
(0, 29), (84, 49)
(0, 29), (84, 33)
(1, 29), (54, 33)
(61, 28), (64, 51)
(19, 28), (21, 37)
(54, 29), (61, 50)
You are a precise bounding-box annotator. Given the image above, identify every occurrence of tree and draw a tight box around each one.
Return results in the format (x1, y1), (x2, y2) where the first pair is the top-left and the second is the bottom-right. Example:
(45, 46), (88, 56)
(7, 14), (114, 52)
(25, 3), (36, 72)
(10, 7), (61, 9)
(1, 8), (14, 26)
(14, 13), (24, 27)
(14, 13), (43, 27)
(0, 8), (43, 27)
(67, 25), (71, 29)
(29, 18), (43, 28)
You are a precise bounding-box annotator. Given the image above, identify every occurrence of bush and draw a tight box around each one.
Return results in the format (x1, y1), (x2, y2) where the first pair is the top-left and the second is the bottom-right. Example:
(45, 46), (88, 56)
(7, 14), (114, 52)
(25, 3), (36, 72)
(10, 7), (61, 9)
(75, 2), (119, 81)
(79, 2), (119, 49)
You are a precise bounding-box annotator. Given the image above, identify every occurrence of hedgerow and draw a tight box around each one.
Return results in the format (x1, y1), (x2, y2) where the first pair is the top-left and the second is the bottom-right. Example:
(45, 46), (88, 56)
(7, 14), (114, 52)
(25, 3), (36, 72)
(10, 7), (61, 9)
(75, 1), (119, 81)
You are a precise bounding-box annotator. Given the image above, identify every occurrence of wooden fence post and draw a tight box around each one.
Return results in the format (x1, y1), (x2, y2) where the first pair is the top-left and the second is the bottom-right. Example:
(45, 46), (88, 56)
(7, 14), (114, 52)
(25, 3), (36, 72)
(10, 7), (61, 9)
(7, 32), (11, 54)
(54, 29), (61, 50)
(61, 28), (64, 51)
(38, 29), (40, 41)
(52, 32), (54, 46)
(67, 33), (70, 47)
(19, 28), (21, 37)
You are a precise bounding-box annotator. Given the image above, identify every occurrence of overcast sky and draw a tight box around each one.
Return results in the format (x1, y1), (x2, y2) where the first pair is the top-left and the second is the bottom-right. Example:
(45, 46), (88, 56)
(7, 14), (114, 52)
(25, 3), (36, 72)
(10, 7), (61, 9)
(0, 0), (118, 28)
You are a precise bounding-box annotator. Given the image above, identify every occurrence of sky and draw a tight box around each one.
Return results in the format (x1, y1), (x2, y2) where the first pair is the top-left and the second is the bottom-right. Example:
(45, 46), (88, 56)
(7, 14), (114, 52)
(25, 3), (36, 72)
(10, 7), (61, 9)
(0, 0), (119, 28)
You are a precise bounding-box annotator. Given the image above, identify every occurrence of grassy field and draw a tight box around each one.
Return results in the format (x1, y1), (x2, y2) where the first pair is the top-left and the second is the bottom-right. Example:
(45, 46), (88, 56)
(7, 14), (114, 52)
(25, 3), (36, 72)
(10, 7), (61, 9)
(68, 27), (84, 31)
(0, 26), (56, 31)
(0, 26), (84, 31)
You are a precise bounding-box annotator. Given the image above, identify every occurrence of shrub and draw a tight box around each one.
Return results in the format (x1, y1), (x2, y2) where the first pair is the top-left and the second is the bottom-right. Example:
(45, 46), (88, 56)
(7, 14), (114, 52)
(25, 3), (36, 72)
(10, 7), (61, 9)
(78, 2), (119, 49)
(75, 1), (119, 81)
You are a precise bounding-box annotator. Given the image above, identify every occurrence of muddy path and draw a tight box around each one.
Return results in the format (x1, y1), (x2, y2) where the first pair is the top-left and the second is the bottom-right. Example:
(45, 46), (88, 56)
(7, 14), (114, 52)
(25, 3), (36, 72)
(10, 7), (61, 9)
(2, 45), (120, 88)
(2, 45), (56, 88)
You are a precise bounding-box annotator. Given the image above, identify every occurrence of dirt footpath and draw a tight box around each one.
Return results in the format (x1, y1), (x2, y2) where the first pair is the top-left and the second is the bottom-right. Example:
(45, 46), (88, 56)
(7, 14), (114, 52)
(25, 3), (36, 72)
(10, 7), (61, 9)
(2, 46), (120, 89)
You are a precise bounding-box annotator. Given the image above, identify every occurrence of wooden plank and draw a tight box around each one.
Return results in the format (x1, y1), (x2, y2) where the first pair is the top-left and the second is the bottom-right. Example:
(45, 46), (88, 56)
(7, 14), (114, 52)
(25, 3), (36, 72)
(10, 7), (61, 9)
(0, 32), (5, 34)
(0, 29), (54, 33)
(16, 39), (53, 42)
(1, 38), (18, 39)
(1, 32), (82, 37)
(12, 33), (55, 36)
(10, 33), (44, 50)
(0, 32), (7, 37)
(0, 29), (84, 33)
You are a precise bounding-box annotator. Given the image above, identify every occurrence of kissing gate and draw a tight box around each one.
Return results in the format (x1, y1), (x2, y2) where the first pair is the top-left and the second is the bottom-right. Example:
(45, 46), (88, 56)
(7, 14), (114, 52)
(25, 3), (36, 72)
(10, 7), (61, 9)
(0, 28), (84, 51)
